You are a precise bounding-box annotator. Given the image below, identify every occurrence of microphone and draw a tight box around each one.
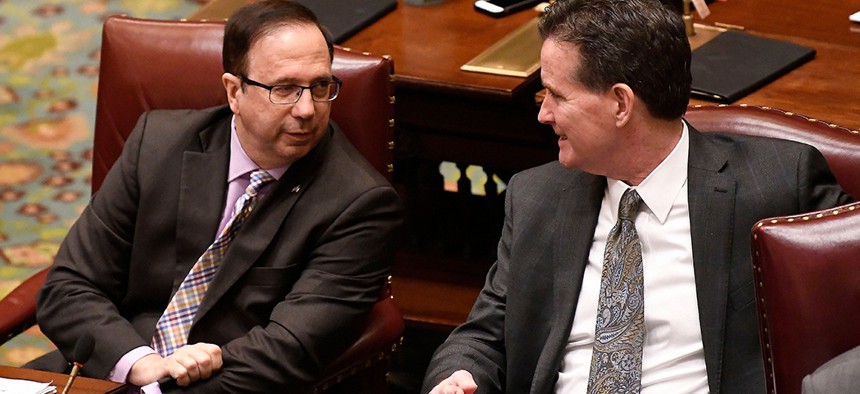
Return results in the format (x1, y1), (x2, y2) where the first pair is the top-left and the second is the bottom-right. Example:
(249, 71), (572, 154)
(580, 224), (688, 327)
(61, 333), (95, 394)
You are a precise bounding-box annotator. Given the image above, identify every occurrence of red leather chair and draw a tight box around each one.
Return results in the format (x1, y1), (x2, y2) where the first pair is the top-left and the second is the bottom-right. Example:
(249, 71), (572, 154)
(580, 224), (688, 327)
(686, 104), (860, 394)
(0, 15), (402, 393)
(750, 202), (860, 394)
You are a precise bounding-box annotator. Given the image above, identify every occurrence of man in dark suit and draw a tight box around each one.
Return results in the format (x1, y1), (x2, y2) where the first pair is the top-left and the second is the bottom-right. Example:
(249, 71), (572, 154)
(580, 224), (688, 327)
(29, 1), (402, 392)
(423, 0), (852, 393)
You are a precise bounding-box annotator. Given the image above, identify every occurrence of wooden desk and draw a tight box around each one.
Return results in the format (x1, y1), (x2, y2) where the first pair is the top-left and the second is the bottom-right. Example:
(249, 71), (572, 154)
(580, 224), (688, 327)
(690, 0), (860, 130)
(0, 365), (124, 394)
(343, 1), (556, 330)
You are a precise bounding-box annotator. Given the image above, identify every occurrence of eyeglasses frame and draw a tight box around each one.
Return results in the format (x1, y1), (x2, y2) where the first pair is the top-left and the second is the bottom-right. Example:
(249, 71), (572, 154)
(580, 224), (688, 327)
(240, 75), (342, 104)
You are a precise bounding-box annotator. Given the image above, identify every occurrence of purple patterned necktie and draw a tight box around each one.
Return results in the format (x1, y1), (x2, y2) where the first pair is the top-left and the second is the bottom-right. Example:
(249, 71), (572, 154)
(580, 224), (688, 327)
(151, 169), (275, 357)
(587, 188), (645, 394)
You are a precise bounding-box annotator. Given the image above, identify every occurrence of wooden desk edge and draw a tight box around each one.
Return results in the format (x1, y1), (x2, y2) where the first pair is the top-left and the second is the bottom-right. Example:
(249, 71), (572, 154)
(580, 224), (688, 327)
(0, 365), (125, 394)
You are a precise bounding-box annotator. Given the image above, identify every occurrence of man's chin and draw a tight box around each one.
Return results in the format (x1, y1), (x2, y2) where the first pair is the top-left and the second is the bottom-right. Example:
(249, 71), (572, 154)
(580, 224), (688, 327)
(558, 154), (577, 169)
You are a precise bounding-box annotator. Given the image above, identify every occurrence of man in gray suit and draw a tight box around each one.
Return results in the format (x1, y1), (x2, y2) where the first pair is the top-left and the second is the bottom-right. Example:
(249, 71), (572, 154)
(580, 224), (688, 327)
(802, 346), (860, 393)
(30, 1), (402, 392)
(423, 0), (851, 393)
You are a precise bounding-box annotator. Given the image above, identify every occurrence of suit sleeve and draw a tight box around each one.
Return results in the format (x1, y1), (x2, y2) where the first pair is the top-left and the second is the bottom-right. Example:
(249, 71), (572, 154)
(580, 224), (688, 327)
(172, 184), (404, 392)
(420, 176), (522, 394)
(797, 145), (855, 211)
(36, 113), (150, 377)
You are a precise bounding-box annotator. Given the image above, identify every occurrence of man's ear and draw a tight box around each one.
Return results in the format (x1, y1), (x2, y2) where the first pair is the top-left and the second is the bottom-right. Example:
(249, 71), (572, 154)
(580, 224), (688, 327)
(222, 73), (242, 113)
(610, 83), (635, 128)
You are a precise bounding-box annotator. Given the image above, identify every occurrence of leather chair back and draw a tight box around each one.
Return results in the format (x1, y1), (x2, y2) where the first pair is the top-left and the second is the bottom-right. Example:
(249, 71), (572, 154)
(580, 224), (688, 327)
(93, 15), (395, 194)
(751, 202), (860, 394)
(685, 105), (860, 198)
(687, 105), (860, 394)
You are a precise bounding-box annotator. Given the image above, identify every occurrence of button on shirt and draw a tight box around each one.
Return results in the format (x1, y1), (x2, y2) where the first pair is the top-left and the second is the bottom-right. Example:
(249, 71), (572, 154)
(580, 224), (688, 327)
(556, 122), (709, 393)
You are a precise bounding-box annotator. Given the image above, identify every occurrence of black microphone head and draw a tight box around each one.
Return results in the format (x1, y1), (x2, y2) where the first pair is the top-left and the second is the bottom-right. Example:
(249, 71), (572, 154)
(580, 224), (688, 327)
(73, 333), (95, 364)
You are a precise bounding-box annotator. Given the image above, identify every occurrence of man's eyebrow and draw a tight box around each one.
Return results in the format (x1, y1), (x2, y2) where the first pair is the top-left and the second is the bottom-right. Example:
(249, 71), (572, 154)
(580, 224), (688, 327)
(269, 75), (333, 85)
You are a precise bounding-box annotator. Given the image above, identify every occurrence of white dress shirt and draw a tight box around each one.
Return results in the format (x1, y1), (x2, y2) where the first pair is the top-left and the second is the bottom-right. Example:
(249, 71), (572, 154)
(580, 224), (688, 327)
(556, 123), (709, 393)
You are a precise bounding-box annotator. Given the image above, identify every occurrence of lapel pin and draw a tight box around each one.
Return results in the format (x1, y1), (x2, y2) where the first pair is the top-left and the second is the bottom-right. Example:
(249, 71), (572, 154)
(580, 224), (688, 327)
(291, 185), (301, 193)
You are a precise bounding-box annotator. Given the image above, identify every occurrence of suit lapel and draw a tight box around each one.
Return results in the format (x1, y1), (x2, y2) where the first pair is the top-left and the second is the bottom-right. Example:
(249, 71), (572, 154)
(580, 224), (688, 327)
(174, 117), (231, 291)
(687, 126), (737, 394)
(532, 172), (604, 394)
(191, 127), (330, 322)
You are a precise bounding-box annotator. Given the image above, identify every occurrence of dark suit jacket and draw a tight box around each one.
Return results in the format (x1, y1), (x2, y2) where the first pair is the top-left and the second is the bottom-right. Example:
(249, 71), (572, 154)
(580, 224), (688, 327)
(423, 126), (852, 394)
(34, 105), (403, 392)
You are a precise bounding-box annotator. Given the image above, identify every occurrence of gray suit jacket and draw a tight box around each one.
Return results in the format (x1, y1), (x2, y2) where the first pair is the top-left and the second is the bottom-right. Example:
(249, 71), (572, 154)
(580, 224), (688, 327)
(423, 126), (851, 394)
(35, 106), (403, 392)
(802, 345), (860, 394)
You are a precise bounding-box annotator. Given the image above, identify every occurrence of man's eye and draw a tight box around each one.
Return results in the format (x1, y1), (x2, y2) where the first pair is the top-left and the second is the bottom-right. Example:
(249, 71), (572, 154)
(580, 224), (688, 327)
(273, 86), (298, 96)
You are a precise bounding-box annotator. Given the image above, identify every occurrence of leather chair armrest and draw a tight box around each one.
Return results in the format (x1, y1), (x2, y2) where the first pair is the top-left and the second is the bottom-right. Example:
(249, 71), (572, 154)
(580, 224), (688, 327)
(0, 267), (49, 344)
(311, 294), (405, 392)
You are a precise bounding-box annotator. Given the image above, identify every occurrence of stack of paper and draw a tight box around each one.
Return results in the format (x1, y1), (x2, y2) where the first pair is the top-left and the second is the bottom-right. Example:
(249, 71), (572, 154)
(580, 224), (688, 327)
(0, 377), (56, 394)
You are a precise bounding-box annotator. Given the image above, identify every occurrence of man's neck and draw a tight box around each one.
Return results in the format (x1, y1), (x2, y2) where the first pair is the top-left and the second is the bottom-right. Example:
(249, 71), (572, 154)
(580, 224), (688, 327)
(613, 117), (684, 186)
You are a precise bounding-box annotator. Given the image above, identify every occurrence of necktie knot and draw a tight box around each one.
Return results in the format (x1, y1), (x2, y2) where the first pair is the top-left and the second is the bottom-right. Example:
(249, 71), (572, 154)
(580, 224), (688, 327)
(618, 189), (642, 221)
(246, 169), (275, 198)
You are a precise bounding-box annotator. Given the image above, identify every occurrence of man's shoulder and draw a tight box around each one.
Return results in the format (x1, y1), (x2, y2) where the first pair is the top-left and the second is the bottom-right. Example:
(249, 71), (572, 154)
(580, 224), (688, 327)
(314, 123), (393, 191)
(134, 105), (231, 148)
(143, 105), (231, 128)
(694, 126), (817, 154)
(510, 161), (590, 190)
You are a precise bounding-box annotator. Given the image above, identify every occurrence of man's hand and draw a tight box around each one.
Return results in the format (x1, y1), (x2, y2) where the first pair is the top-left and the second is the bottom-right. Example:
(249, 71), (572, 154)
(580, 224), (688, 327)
(164, 343), (223, 386)
(128, 343), (223, 387)
(429, 370), (478, 394)
(128, 353), (169, 386)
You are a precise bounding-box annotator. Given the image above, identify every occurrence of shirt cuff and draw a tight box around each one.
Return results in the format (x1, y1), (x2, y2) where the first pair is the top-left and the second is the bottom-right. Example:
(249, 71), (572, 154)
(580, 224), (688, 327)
(107, 346), (157, 383)
(140, 382), (162, 394)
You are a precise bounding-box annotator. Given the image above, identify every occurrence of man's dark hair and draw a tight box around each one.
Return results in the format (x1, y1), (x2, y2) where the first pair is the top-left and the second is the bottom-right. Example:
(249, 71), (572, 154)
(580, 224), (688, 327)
(223, 0), (334, 77)
(539, 0), (691, 120)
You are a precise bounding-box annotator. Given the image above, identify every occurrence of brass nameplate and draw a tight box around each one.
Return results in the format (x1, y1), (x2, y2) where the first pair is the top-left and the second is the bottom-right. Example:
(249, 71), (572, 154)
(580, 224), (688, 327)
(461, 16), (542, 78)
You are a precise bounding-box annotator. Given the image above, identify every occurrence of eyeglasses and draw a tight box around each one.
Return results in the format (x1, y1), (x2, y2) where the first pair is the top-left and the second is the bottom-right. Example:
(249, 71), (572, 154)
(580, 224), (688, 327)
(241, 75), (342, 104)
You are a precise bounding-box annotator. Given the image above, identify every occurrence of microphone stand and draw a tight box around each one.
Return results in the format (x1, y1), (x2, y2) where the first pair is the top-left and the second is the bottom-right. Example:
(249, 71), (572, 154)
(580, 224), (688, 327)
(60, 361), (83, 394)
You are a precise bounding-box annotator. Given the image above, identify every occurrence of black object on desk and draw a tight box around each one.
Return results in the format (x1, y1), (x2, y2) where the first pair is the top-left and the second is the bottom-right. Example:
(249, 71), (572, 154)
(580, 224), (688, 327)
(691, 30), (816, 103)
(294, 0), (397, 44)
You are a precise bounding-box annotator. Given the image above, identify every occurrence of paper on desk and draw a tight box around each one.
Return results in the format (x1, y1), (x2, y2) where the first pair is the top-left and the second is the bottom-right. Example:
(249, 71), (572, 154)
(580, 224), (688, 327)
(692, 0), (711, 19)
(0, 377), (56, 394)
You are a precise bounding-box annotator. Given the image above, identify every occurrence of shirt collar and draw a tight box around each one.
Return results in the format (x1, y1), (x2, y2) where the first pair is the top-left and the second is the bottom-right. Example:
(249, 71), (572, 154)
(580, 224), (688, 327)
(606, 121), (689, 223)
(228, 115), (289, 182)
